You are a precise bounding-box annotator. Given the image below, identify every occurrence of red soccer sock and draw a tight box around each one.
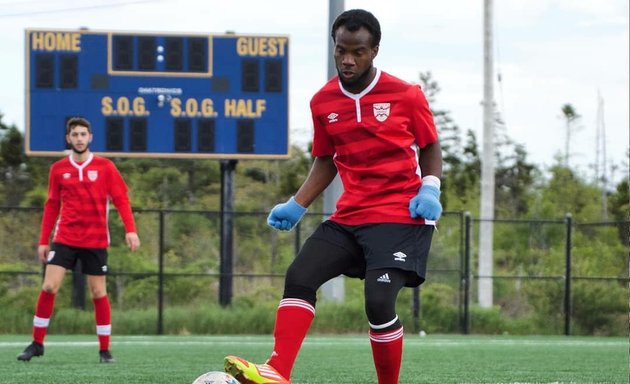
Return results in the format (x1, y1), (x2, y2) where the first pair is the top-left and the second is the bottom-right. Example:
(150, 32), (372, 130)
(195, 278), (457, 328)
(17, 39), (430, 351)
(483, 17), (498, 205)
(369, 327), (404, 384)
(266, 298), (315, 379)
(93, 295), (112, 351)
(32, 290), (56, 344)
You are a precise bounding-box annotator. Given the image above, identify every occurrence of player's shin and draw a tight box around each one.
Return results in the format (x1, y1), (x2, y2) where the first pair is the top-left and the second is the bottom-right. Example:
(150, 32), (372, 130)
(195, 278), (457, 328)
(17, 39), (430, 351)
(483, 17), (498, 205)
(33, 290), (56, 344)
(266, 298), (315, 379)
(93, 295), (112, 351)
(369, 324), (404, 384)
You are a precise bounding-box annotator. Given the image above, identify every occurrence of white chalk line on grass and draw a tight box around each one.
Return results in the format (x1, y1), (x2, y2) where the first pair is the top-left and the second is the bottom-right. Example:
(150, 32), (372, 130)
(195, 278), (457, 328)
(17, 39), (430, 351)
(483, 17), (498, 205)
(0, 336), (624, 349)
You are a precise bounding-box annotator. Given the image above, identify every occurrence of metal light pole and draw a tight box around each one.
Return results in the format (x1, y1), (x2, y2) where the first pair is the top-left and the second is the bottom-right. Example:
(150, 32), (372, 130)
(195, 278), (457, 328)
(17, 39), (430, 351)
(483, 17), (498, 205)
(478, 0), (495, 308)
(320, 0), (345, 302)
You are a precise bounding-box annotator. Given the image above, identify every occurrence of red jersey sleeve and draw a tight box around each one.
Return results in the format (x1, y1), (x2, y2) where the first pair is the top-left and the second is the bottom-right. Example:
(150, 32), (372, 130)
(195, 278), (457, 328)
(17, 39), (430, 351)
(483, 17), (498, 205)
(409, 85), (438, 148)
(107, 161), (137, 233)
(39, 163), (61, 245)
(311, 98), (335, 158)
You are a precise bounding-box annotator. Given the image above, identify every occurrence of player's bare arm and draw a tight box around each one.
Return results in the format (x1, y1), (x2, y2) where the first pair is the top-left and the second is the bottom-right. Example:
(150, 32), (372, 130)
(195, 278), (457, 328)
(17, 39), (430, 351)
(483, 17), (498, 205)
(418, 141), (443, 178)
(294, 156), (337, 208)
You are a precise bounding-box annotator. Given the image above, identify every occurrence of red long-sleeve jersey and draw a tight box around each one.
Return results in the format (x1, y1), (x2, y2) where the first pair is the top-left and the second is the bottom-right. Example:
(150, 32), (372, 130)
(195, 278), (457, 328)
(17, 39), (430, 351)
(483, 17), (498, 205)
(39, 154), (136, 249)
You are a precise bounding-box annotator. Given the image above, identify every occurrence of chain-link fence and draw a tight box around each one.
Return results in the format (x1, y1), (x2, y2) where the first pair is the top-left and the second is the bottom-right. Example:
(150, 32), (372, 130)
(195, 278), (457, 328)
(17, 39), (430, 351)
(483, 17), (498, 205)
(0, 207), (627, 335)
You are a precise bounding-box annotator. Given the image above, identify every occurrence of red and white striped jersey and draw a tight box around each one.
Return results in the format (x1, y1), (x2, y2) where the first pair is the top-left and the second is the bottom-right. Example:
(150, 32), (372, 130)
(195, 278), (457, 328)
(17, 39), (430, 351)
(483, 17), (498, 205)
(39, 153), (136, 248)
(310, 69), (438, 225)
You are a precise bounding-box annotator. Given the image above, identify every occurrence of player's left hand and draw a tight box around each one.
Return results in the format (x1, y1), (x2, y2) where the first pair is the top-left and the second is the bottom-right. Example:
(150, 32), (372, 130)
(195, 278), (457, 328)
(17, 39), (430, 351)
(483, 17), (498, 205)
(267, 196), (307, 231)
(125, 232), (141, 251)
(409, 184), (442, 221)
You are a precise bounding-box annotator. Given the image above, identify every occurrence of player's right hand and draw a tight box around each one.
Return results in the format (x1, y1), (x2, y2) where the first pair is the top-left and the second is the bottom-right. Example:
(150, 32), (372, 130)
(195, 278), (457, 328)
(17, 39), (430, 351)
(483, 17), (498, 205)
(267, 196), (307, 231)
(37, 244), (50, 264)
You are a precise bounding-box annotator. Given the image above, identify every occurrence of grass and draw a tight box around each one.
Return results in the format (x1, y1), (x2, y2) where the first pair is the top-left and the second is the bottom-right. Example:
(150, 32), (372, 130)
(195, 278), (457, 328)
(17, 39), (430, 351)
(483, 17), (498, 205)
(0, 334), (626, 383)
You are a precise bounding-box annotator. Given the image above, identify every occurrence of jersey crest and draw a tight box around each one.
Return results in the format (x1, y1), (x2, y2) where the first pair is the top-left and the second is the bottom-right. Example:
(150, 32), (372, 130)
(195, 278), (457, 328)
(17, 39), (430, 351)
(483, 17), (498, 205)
(88, 170), (98, 181)
(373, 103), (390, 122)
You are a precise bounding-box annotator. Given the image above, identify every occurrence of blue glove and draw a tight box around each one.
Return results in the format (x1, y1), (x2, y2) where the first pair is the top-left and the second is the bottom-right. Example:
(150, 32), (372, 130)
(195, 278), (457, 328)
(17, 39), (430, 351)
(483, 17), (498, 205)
(267, 196), (308, 231)
(409, 184), (442, 221)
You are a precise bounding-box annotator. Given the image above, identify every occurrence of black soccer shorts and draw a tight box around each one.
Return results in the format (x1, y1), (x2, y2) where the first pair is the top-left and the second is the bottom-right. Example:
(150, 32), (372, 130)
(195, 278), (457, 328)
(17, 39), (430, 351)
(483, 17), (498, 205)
(304, 220), (434, 287)
(47, 242), (109, 275)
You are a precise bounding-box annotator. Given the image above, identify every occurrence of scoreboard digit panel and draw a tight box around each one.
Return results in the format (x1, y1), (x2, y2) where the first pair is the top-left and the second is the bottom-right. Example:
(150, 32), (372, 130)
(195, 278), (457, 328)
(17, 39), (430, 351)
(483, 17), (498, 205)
(25, 29), (290, 159)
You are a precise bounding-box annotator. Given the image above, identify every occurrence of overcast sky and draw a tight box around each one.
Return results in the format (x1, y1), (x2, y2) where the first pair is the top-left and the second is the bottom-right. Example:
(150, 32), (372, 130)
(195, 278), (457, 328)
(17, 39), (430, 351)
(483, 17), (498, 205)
(1, 0), (628, 184)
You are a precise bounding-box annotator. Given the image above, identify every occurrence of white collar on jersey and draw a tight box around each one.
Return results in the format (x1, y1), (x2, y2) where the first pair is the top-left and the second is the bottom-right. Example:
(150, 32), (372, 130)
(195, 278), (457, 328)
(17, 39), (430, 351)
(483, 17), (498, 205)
(69, 153), (94, 181)
(338, 68), (382, 100)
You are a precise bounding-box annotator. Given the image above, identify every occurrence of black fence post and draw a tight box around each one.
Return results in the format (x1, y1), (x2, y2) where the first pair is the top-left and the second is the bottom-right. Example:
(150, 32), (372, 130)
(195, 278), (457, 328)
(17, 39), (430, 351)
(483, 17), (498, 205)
(71, 260), (85, 309)
(463, 211), (471, 334)
(564, 213), (573, 336)
(412, 286), (420, 334)
(220, 160), (237, 307)
(157, 210), (164, 335)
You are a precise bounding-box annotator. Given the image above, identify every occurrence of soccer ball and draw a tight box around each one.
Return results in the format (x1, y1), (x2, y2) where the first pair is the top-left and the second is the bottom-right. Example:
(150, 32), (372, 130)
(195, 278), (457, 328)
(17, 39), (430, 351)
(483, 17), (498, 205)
(192, 371), (239, 384)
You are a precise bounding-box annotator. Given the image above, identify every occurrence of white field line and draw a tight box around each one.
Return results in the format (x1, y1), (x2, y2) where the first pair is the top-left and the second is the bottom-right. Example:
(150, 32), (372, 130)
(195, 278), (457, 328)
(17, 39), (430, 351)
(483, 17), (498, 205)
(0, 336), (624, 348)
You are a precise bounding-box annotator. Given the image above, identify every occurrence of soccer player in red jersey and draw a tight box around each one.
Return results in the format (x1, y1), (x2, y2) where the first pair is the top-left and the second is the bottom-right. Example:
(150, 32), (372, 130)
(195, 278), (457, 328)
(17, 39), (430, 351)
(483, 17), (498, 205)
(225, 9), (442, 384)
(17, 117), (140, 363)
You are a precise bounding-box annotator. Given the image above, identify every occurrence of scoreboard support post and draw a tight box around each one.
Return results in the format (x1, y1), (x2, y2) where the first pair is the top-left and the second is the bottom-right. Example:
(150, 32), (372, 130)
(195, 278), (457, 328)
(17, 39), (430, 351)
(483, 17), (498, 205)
(219, 160), (237, 306)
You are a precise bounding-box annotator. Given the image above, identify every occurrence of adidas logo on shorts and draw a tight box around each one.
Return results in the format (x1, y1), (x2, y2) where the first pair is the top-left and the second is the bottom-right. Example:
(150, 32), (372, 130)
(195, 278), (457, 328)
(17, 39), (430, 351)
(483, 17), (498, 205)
(377, 273), (391, 283)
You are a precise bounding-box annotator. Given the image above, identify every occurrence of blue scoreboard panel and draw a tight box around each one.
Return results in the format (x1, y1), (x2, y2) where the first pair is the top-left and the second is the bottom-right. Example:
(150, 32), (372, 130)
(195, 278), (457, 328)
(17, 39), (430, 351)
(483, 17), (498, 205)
(25, 29), (290, 159)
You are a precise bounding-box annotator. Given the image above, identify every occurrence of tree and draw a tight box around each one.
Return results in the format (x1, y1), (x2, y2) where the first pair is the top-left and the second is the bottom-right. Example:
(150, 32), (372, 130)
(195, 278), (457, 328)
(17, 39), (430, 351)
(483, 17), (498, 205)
(560, 104), (581, 167)
(492, 111), (539, 217)
(416, 71), (480, 210)
(495, 144), (538, 217)
(417, 72), (463, 176)
(0, 115), (31, 206)
(535, 164), (603, 221)
(608, 179), (630, 245)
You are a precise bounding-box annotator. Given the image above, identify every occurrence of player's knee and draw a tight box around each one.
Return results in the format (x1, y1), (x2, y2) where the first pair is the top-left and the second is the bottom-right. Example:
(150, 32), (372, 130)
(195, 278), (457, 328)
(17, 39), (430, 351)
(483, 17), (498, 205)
(90, 288), (107, 298)
(284, 263), (300, 283)
(285, 262), (321, 290)
(365, 287), (400, 328)
(283, 284), (317, 306)
(41, 283), (58, 294)
(365, 293), (390, 313)
(365, 294), (396, 324)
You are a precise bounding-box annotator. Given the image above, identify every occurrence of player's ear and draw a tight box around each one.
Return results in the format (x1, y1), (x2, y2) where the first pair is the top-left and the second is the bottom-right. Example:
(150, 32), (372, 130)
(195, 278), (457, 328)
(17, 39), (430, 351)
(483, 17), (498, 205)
(371, 45), (379, 59)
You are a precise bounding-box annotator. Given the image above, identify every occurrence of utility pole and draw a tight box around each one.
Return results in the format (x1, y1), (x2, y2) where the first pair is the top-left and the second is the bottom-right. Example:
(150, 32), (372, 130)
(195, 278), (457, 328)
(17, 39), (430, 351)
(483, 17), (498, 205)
(478, 0), (495, 308)
(596, 91), (608, 219)
(320, 0), (345, 302)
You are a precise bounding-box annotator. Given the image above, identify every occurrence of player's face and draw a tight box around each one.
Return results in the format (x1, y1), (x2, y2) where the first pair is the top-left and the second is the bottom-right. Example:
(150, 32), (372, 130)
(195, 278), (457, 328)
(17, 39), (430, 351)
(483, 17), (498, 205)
(66, 125), (92, 154)
(334, 26), (379, 93)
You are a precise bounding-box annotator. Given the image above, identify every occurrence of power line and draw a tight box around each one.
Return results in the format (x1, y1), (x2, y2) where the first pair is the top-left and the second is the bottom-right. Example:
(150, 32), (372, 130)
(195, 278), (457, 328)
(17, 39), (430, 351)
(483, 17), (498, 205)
(493, 3), (508, 129)
(0, 0), (160, 18)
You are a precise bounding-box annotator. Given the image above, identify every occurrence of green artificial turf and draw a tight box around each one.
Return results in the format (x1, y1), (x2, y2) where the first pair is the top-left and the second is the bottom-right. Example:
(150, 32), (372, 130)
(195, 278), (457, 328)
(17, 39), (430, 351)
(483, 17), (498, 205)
(0, 334), (626, 383)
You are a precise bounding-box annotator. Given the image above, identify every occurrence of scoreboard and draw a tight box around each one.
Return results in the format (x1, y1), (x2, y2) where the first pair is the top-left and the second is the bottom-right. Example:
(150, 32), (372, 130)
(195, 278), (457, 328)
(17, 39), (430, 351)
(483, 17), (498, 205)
(25, 29), (290, 159)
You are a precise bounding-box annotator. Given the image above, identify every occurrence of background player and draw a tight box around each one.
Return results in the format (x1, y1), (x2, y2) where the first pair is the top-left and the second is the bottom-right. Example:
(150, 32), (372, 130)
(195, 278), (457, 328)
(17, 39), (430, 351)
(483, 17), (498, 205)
(225, 9), (442, 384)
(17, 117), (140, 363)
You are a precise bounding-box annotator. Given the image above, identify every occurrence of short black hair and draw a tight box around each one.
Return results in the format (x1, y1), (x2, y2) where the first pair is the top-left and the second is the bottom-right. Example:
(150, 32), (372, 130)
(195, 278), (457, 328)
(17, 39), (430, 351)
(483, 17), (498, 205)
(331, 9), (381, 47)
(66, 116), (91, 134)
